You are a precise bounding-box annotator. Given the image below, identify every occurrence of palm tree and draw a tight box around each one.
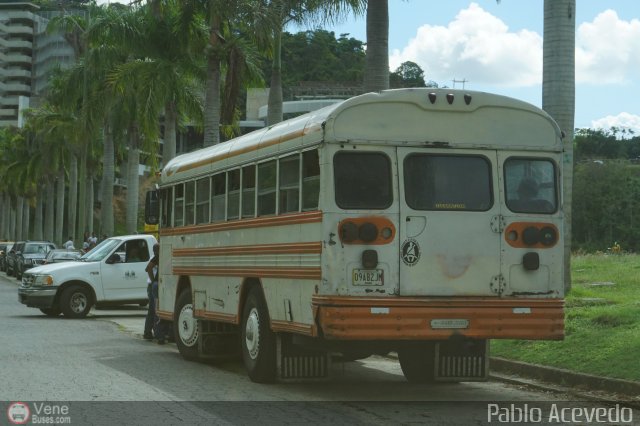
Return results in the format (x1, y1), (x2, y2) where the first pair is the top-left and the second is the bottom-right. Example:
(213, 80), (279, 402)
(23, 102), (74, 244)
(542, 0), (575, 293)
(264, 0), (366, 125)
(363, 0), (389, 92)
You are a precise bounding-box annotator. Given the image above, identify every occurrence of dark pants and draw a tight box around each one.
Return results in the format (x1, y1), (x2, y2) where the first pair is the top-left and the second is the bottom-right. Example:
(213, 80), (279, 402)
(152, 281), (169, 339)
(144, 284), (155, 337)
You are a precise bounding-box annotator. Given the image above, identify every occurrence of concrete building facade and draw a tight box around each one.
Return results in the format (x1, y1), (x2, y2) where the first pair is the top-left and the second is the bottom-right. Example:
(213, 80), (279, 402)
(0, 1), (76, 128)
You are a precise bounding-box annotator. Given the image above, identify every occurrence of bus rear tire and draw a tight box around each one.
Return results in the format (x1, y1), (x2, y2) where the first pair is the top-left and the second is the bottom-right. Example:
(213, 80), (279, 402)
(398, 343), (436, 383)
(241, 286), (276, 383)
(175, 289), (201, 361)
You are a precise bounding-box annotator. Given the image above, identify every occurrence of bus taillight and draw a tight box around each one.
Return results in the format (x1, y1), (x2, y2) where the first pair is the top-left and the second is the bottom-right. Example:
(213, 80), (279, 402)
(338, 217), (395, 245)
(505, 222), (559, 248)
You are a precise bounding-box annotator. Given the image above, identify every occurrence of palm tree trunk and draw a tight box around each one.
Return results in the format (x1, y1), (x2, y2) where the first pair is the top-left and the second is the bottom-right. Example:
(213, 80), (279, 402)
(101, 125), (115, 237)
(163, 102), (177, 164)
(9, 201), (16, 240)
(267, 27), (284, 126)
(16, 197), (23, 241)
(126, 125), (141, 234)
(77, 146), (87, 245)
(55, 169), (65, 245)
(22, 199), (30, 240)
(86, 176), (94, 234)
(68, 155), (78, 240)
(45, 181), (55, 243)
(33, 186), (44, 240)
(543, 0), (575, 293)
(364, 0), (389, 92)
(203, 15), (222, 147)
(0, 194), (5, 239)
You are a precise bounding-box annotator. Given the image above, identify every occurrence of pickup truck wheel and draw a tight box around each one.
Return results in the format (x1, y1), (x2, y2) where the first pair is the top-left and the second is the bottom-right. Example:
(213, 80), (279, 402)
(60, 285), (93, 318)
(241, 286), (276, 383)
(175, 289), (201, 361)
(40, 307), (61, 317)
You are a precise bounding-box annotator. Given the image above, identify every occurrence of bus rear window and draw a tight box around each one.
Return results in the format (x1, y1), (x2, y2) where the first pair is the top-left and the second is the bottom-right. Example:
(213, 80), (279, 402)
(334, 152), (392, 209)
(505, 158), (557, 214)
(404, 155), (492, 211)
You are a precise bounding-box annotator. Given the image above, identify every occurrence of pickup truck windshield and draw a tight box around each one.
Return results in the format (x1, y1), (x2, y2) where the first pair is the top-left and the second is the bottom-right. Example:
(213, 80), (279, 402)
(80, 239), (121, 262)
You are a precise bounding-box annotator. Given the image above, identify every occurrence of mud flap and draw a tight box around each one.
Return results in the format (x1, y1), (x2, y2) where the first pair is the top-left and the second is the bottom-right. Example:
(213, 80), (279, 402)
(277, 334), (331, 382)
(197, 321), (240, 360)
(434, 338), (489, 382)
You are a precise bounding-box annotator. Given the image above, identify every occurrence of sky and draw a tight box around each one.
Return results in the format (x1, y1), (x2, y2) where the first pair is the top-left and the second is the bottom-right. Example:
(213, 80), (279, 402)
(99, 0), (640, 135)
(320, 0), (640, 135)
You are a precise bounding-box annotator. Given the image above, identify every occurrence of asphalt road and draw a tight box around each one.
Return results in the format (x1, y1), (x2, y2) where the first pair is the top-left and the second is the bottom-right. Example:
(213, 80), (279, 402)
(1, 273), (633, 425)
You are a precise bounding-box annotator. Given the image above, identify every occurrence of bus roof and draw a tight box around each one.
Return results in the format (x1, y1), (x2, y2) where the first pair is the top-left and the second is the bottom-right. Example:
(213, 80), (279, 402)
(161, 88), (562, 185)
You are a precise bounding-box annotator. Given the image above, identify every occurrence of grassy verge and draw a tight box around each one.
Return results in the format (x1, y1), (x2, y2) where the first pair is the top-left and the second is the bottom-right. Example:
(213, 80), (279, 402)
(491, 253), (640, 381)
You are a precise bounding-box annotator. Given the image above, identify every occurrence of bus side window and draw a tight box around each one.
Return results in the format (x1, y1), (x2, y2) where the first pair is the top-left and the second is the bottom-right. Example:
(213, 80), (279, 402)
(174, 183), (185, 227)
(302, 150), (320, 211)
(185, 181), (196, 226)
(212, 173), (226, 222)
(227, 169), (240, 220)
(258, 160), (277, 216)
(242, 165), (256, 218)
(279, 154), (300, 214)
(196, 177), (210, 224)
(161, 187), (173, 227)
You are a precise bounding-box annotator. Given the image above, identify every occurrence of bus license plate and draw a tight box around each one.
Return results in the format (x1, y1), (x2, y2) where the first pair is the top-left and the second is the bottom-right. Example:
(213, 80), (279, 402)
(352, 269), (384, 286)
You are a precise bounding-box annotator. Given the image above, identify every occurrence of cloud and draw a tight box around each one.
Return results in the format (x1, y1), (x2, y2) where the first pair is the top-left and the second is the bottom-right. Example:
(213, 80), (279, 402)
(389, 3), (542, 87)
(591, 113), (640, 134)
(576, 10), (640, 84)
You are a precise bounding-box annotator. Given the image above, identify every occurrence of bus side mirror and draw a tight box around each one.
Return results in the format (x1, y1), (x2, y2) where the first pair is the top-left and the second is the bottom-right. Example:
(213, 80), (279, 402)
(145, 190), (159, 225)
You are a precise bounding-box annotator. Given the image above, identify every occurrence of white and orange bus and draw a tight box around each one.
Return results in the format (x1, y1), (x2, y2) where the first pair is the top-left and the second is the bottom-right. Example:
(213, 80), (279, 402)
(147, 88), (565, 383)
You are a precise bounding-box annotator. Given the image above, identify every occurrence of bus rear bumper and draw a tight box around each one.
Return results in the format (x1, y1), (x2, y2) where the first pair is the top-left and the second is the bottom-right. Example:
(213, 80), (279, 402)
(313, 296), (564, 341)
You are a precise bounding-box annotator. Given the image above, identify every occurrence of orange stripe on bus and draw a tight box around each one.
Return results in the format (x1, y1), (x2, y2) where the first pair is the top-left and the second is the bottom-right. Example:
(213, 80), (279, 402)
(313, 296), (564, 341)
(194, 309), (237, 323)
(159, 210), (322, 237)
(173, 242), (322, 257)
(156, 310), (174, 320)
(271, 320), (316, 336)
(173, 266), (321, 280)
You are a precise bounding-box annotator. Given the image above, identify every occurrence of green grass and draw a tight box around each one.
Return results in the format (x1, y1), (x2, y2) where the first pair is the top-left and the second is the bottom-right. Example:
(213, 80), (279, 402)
(491, 253), (640, 381)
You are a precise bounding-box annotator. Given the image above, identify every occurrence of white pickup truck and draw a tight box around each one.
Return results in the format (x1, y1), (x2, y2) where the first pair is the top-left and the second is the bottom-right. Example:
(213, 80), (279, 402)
(18, 234), (157, 318)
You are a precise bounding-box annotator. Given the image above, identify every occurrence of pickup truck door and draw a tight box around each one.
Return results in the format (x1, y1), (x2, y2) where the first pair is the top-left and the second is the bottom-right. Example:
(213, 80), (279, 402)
(101, 239), (150, 301)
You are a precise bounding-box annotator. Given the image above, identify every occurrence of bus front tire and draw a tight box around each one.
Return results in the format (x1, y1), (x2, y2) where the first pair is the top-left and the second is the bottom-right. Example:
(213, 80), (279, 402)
(398, 343), (436, 383)
(241, 287), (276, 383)
(174, 289), (201, 361)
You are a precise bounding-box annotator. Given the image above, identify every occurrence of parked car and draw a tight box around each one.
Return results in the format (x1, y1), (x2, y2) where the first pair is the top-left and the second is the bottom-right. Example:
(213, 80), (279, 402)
(5, 241), (25, 277)
(0, 241), (14, 272)
(12, 241), (57, 280)
(19, 234), (156, 318)
(43, 249), (82, 264)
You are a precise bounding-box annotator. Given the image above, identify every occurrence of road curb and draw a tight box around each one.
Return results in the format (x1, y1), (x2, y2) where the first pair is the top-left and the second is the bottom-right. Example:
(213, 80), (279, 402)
(490, 357), (640, 400)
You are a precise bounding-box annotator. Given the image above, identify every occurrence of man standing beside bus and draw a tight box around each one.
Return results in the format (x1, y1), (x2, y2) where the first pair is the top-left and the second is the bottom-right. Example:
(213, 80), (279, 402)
(144, 244), (159, 341)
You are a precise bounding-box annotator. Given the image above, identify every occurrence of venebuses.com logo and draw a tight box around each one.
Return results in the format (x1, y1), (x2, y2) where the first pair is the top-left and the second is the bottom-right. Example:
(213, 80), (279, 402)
(6, 401), (72, 424)
(7, 402), (30, 425)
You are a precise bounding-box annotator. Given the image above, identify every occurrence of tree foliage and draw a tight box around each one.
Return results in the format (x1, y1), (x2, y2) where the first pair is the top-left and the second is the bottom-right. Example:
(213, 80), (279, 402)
(573, 128), (640, 252)
(270, 30), (365, 86)
(390, 61), (429, 88)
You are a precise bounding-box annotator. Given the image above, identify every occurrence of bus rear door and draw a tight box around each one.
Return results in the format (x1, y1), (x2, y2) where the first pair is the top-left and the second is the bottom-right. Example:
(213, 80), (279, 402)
(397, 149), (502, 297)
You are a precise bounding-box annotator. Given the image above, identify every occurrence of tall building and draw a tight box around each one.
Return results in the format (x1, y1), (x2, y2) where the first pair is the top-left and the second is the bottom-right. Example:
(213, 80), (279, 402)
(0, 1), (76, 128)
